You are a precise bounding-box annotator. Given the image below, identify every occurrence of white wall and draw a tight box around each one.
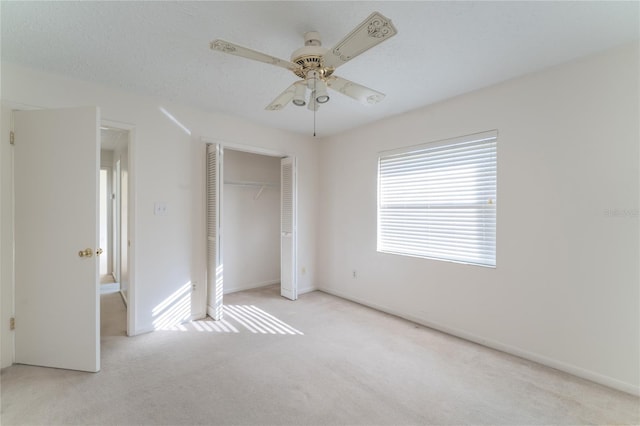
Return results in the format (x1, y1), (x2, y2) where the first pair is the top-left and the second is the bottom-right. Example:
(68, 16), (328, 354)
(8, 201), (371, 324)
(223, 149), (281, 294)
(317, 43), (639, 394)
(0, 62), (319, 345)
(99, 148), (114, 277)
(100, 149), (113, 168)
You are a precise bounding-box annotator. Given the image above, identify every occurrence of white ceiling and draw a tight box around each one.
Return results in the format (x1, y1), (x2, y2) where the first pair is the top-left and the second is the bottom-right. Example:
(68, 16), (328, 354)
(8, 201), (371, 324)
(2, 1), (638, 137)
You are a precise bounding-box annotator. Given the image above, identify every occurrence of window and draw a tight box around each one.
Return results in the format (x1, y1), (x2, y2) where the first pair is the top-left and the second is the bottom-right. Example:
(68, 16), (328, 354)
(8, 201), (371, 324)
(377, 131), (497, 267)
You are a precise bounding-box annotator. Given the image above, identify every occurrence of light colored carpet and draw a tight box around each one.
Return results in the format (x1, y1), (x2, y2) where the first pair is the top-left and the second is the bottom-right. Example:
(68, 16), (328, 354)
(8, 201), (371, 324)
(101, 291), (127, 337)
(100, 283), (121, 295)
(100, 274), (116, 285)
(1, 285), (638, 425)
(100, 274), (120, 295)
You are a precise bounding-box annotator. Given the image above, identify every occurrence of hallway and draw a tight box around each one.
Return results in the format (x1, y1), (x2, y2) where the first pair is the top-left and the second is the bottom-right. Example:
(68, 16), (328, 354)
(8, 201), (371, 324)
(101, 291), (126, 338)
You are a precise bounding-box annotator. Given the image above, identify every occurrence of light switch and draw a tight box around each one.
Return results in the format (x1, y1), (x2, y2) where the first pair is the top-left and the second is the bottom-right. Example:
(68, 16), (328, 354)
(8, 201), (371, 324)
(154, 202), (168, 216)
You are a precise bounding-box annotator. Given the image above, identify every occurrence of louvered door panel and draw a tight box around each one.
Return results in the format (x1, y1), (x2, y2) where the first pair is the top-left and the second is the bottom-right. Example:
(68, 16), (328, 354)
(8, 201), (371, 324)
(280, 157), (297, 300)
(206, 144), (223, 319)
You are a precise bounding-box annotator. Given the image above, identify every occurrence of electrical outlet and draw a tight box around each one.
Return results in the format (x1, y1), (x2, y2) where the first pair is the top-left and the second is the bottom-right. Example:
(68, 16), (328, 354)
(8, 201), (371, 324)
(192, 282), (197, 292)
(352, 270), (357, 279)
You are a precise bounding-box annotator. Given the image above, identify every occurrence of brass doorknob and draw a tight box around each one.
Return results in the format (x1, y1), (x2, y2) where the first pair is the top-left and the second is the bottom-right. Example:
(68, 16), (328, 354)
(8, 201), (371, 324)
(78, 248), (93, 258)
(96, 248), (103, 256)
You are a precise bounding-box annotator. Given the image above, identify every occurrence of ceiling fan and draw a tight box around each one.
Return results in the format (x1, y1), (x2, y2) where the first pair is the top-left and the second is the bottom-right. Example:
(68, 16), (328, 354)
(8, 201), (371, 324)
(209, 11), (397, 112)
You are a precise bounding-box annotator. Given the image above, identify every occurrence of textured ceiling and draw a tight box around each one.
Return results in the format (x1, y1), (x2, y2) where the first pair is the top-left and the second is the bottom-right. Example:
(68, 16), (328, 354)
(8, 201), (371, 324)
(2, 1), (639, 136)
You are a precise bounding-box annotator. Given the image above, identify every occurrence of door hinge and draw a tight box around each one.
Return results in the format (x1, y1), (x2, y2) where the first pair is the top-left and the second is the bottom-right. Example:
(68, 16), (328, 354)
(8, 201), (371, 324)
(10, 131), (15, 145)
(9, 317), (15, 330)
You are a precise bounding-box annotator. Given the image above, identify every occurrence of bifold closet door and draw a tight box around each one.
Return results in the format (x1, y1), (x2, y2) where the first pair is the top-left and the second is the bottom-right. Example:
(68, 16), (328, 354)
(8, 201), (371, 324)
(280, 156), (297, 300)
(206, 144), (223, 320)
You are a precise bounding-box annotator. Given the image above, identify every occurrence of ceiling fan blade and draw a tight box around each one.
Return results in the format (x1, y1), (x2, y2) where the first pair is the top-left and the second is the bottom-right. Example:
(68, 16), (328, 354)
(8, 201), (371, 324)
(323, 12), (397, 69)
(326, 76), (385, 105)
(265, 83), (299, 111)
(210, 39), (300, 72)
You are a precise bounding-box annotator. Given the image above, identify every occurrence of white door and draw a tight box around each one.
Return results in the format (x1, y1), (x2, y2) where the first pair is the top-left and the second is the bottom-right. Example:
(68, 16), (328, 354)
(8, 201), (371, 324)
(206, 144), (223, 320)
(14, 107), (100, 372)
(280, 156), (297, 300)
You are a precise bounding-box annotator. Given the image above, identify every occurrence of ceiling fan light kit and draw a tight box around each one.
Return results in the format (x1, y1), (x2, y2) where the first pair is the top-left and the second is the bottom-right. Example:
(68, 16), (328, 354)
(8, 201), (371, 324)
(315, 85), (329, 104)
(292, 82), (307, 106)
(209, 11), (397, 113)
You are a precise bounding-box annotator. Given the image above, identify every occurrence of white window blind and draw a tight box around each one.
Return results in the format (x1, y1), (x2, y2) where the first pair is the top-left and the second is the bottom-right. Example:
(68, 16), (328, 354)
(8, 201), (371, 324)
(377, 131), (497, 267)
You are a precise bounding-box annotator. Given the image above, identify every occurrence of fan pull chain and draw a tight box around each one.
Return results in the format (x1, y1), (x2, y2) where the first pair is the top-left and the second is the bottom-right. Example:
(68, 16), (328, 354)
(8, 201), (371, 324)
(313, 77), (317, 137)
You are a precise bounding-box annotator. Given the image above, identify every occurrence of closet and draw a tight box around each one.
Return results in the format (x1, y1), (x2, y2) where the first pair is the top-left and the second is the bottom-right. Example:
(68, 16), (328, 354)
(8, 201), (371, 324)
(223, 149), (281, 294)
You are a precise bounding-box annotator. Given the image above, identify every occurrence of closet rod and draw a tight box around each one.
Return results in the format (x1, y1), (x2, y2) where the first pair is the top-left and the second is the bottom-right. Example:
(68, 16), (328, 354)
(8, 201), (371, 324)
(224, 180), (279, 188)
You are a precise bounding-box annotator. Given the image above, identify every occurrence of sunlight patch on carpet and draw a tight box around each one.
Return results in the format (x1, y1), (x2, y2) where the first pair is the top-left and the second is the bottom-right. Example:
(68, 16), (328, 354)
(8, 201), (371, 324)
(156, 304), (304, 335)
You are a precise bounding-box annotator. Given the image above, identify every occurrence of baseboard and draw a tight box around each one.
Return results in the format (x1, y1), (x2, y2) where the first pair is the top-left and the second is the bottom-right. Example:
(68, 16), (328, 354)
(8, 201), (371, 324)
(119, 290), (128, 307)
(319, 287), (640, 397)
(223, 279), (280, 295)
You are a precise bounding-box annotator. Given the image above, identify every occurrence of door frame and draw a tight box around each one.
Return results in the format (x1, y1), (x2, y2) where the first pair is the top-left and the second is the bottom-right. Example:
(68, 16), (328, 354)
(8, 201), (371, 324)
(2, 102), (139, 373)
(201, 137), (299, 315)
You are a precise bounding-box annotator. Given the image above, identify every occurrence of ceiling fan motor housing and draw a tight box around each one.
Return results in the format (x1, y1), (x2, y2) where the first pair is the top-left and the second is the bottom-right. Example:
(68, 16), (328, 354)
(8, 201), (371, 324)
(291, 31), (334, 79)
(304, 31), (322, 46)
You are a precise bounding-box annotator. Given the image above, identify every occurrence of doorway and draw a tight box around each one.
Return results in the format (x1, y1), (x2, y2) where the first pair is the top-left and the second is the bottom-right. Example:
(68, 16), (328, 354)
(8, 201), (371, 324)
(12, 106), (137, 372)
(100, 127), (130, 333)
(223, 149), (281, 295)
